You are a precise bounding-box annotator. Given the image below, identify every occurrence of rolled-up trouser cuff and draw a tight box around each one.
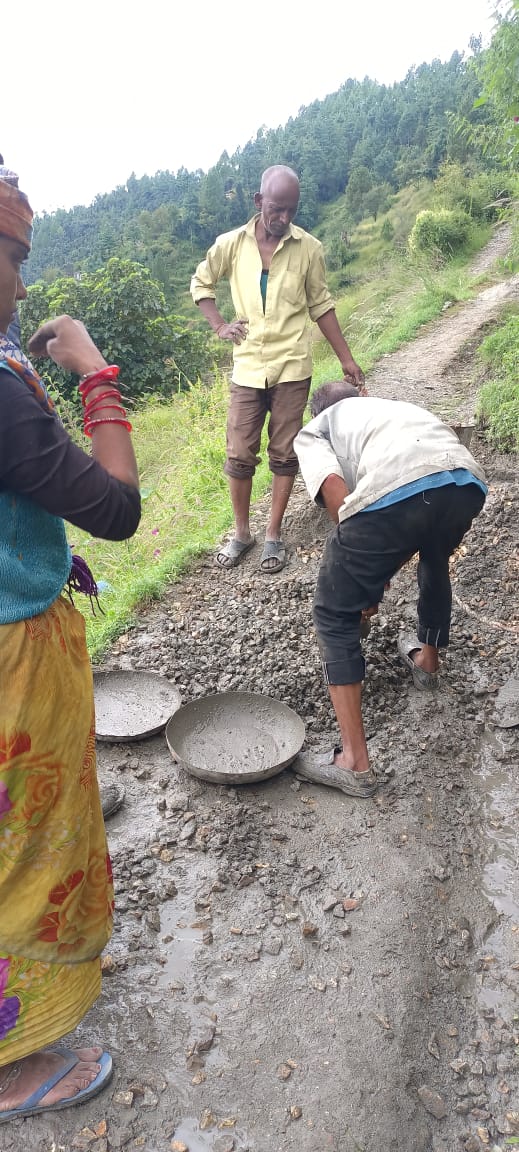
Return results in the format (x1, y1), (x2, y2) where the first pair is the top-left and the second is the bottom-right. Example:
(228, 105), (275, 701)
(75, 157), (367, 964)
(269, 460), (300, 477)
(321, 653), (366, 686)
(417, 624), (450, 648)
(224, 459), (256, 480)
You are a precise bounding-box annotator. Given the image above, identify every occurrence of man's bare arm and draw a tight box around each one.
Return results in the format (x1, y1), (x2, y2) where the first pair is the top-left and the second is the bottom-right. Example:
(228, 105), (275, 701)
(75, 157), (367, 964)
(319, 474), (349, 523)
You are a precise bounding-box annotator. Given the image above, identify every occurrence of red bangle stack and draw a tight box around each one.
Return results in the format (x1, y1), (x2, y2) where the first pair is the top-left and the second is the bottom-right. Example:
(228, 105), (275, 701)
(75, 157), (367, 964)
(78, 365), (132, 437)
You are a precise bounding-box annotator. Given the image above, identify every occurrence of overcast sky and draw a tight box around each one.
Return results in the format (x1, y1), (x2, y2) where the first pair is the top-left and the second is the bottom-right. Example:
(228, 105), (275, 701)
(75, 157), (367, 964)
(2, 0), (496, 215)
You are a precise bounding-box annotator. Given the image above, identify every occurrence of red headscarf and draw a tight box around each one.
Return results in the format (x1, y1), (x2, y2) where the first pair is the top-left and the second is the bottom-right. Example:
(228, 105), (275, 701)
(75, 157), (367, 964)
(0, 177), (33, 250)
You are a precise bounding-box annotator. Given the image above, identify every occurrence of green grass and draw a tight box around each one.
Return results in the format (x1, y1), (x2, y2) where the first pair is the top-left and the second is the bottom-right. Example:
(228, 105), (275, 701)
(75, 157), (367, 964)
(476, 309), (519, 451)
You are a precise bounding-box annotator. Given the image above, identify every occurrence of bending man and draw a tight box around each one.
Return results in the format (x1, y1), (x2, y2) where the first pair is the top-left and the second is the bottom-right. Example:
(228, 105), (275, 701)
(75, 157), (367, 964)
(294, 381), (487, 798)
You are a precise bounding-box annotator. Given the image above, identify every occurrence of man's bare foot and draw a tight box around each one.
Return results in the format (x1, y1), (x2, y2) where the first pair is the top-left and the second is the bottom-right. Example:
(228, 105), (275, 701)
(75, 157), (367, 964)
(0, 1047), (103, 1113)
(260, 538), (286, 574)
(410, 643), (439, 675)
(397, 635), (440, 690)
(332, 748), (370, 775)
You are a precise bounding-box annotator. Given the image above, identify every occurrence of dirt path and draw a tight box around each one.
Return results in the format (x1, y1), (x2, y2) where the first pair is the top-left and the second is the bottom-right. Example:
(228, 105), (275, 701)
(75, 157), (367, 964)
(10, 231), (519, 1152)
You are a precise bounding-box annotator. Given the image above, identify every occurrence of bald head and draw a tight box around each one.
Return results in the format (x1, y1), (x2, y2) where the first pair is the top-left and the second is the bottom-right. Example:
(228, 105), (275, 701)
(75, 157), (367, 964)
(310, 381), (360, 418)
(260, 165), (300, 196)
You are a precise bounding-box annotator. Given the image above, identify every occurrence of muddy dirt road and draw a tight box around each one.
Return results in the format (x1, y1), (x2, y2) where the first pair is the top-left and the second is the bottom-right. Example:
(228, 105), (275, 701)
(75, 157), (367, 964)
(7, 233), (518, 1152)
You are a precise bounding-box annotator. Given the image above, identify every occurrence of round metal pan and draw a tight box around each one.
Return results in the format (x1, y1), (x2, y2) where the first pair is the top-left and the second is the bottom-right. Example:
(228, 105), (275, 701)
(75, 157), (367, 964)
(94, 670), (182, 741)
(165, 691), (305, 784)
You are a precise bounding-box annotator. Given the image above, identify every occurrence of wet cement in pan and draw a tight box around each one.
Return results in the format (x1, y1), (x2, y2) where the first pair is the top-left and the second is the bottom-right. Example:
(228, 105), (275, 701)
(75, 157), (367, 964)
(94, 670), (182, 740)
(166, 693), (305, 779)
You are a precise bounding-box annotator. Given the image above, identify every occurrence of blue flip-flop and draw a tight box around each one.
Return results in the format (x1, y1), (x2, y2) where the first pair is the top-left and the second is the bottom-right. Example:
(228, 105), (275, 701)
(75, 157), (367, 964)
(0, 1046), (113, 1124)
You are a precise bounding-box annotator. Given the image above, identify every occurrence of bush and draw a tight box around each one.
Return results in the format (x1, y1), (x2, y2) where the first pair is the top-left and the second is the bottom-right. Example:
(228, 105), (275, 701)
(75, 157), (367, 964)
(433, 162), (514, 223)
(409, 208), (472, 257)
(477, 379), (519, 450)
(380, 218), (395, 242)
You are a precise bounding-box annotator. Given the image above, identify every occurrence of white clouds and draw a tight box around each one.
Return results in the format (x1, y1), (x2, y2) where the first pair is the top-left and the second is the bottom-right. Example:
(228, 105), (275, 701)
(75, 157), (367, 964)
(3, 0), (495, 213)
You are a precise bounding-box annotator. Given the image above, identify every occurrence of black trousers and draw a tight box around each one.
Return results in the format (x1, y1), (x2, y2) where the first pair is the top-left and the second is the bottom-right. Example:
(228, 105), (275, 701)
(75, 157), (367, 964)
(313, 483), (486, 685)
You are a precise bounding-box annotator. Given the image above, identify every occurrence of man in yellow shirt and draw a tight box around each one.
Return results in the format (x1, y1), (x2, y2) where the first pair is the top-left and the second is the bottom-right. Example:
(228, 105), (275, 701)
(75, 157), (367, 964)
(190, 165), (364, 573)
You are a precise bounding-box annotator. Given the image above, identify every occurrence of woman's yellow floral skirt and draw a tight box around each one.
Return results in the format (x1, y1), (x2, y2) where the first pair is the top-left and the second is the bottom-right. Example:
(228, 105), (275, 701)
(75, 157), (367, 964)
(0, 597), (113, 1064)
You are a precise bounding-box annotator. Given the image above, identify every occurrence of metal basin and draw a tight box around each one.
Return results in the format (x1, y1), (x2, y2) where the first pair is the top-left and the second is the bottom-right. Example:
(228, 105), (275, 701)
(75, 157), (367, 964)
(93, 670), (182, 741)
(165, 691), (306, 785)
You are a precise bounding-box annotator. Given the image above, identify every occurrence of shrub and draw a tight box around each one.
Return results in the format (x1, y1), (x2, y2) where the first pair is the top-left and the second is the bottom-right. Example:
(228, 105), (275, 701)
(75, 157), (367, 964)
(409, 208), (472, 257)
(380, 218), (395, 242)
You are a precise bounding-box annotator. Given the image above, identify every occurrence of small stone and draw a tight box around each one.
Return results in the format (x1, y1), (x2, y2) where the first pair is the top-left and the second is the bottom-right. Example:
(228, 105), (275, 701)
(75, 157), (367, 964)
(161, 880), (178, 898)
(263, 936), (283, 955)
(309, 975), (327, 992)
(101, 954), (117, 974)
(179, 820), (197, 841)
(277, 1063), (293, 1080)
(141, 1087), (159, 1108)
(417, 1085), (448, 1119)
(214, 1138), (235, 1152)
(200, 1109), (216, 1129)
(113, 1089), (134, 1107)
(450, 1059), (469, 1075)
(195, 1026), (216, 1053)
(289, 1105), (303, 1120)
(302, 922), (318, 937)
(171, 1142), (189, 1152)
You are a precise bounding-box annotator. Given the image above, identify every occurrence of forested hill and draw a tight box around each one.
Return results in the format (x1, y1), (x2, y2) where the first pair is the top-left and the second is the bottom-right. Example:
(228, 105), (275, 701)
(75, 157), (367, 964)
(27, 47), (488, 299)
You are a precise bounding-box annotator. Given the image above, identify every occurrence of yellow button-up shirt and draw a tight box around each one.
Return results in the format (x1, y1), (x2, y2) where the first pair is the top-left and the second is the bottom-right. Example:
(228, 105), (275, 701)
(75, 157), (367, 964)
(190, 215), (335, 389)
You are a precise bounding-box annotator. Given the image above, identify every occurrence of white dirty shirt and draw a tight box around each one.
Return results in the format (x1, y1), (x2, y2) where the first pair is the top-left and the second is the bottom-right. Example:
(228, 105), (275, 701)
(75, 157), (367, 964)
(294, 397), (488, 522)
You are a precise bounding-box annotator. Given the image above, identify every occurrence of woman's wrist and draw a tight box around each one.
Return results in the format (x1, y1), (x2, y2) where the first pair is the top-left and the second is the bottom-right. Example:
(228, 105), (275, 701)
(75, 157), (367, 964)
(78, 362), (109, 382)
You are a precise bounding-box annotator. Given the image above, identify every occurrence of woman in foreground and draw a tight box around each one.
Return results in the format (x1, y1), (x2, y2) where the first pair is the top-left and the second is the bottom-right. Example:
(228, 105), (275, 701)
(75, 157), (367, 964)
(0, 172), (141, 1120)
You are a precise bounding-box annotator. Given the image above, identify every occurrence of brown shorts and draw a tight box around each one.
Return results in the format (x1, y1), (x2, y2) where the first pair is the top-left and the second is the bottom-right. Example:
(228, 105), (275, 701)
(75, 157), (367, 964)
(224, 378), (311, 480)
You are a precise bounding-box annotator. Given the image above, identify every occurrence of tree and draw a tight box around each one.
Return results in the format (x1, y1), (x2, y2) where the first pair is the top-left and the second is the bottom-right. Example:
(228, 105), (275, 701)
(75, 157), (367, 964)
(474, 0), (519, 169)
(20, 259), (211, 400)
(449, 2), (519, 171)
(344, 166), (373, 222)
(364, 183), (392, 221)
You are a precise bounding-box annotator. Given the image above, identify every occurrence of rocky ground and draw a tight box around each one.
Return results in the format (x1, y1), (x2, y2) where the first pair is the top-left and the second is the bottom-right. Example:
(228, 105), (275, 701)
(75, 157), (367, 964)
(6, 232), (519, 1152)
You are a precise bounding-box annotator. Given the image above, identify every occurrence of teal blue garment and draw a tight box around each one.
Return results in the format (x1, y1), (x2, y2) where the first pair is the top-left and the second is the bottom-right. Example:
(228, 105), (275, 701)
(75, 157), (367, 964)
(260, 269), (268, 313)
(0, 488), (72, 623)
(362, 469), (488, 512)
(0, 360), (71, 623)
